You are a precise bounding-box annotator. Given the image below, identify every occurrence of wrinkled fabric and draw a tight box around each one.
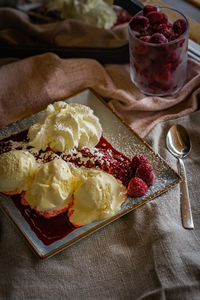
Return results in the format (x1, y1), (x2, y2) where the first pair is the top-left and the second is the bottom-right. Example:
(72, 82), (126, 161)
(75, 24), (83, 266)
(0, 54), (199, 138)
(0, 7), (128, 48)
(0, 111), (200, 300)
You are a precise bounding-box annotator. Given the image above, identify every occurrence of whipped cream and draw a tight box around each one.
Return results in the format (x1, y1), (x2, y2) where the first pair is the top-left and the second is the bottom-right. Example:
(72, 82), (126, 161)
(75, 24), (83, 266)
(68, 168), (127, 226)
(47, 0), (117, 29)
(28, 101), (103, 152)
(25, 158), (75, 212)
(0, 150), (37, 193)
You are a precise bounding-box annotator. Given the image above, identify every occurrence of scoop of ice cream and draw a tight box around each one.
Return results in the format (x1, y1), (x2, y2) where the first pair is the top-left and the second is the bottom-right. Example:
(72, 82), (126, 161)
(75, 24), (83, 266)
(28, 101), (102, 152)
(47, 0), (117, 29)
(0, 150), (37, 193)
(68, 168), (127, 226)
(25, 158), (75, 213)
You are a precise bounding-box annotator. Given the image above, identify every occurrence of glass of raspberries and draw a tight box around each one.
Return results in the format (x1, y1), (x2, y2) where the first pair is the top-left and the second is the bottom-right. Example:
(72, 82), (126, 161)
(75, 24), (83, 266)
(128, 5), (189, 96)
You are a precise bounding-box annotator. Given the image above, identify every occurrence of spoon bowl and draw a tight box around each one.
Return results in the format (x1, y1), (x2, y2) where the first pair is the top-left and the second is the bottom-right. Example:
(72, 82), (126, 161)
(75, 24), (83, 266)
(166, 124), (194, 229)
(166, 124), (191, 158)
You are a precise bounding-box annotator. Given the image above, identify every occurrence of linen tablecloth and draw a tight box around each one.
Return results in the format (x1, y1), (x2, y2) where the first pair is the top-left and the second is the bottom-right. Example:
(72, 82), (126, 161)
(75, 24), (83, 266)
(0, 111), (200, 300)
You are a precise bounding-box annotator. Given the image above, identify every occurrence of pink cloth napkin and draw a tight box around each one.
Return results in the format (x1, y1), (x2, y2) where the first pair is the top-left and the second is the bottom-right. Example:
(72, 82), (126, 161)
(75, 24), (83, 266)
(0, 54), (199, 138)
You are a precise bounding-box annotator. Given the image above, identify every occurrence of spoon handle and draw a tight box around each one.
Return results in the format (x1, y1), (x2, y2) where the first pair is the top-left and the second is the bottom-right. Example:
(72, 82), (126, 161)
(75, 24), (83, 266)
(178, 158), (194, 229)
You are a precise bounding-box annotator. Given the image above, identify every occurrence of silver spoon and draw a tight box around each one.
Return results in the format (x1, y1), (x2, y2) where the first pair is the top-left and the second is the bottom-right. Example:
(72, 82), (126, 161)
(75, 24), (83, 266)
(166, 124), (194, 229)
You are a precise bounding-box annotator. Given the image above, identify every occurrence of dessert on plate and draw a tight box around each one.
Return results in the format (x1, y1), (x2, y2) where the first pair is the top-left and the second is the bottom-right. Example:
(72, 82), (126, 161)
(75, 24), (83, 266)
(23, 158), (76, 218)
(47, 0), (117, 29)
(0, 150), (37, 195)
(29, 0), (132, 28)
(0, 100), (155, 244)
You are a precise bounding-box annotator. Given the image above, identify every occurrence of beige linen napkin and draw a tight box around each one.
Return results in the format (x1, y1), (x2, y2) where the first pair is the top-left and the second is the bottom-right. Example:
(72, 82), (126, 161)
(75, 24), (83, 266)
(1, 110), (200, 300)
(0, 7), (128, 48)
(0, 54), (199, 138)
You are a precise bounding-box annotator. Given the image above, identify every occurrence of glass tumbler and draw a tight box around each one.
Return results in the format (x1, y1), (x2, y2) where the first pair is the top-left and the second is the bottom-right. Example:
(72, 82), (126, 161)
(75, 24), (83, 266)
(128, 7), (189, 96)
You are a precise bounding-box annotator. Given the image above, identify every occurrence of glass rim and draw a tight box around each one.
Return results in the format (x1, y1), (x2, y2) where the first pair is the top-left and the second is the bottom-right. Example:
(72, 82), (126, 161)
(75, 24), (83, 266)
(128, 6), (189, 47)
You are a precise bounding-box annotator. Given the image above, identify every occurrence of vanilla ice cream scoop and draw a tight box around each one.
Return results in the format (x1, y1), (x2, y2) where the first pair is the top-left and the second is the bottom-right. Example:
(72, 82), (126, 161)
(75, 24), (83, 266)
(68, 168), (127, 226)
(25, 158), (75, 212)
(0, 150), (37, 193)
(28, 101), (102, 152)
(47, 0), (117, 29)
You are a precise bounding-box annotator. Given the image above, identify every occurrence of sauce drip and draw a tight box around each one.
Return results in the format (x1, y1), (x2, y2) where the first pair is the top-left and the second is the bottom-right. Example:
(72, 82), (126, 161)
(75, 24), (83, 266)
(12, 195), (75, 245)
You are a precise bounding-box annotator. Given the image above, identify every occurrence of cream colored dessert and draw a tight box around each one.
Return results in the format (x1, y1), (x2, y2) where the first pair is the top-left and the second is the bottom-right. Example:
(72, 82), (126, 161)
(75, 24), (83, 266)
(47, 0), (117, 29)
(68, 168), (127, 226)
(1, 100), (129, 224)
(0, 150), (37, 193)
(28, 101), (102, 152)
(24, 158), (75, 212)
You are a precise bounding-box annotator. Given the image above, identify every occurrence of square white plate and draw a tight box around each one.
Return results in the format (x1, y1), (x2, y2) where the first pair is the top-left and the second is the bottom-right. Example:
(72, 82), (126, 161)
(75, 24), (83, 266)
(0, 89), (180, 259)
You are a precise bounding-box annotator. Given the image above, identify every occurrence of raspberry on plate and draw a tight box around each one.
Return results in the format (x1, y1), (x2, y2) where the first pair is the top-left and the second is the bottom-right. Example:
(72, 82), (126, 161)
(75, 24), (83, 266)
(135, 163), (155, 186)
(131, 154), (149, 170)
(127, 177), (148, 197)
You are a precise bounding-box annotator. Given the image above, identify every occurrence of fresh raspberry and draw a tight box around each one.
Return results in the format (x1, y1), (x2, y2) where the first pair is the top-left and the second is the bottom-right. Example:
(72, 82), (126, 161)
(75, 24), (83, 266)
(140, 24), (154, 36)
(173, 19), (187, 36)
(150, 33), (168, 43)
(140, 35), (151, 42)
(143, 5), (157, 16)
(147, 11), (168, 25)
(127, 177), (148, 197)
(135, 163), (155, 186)
(130, 16), (150, 32)
(118, 165), (133, 187)
(131, 154), (149, 170)
(155, 23), (172, 38)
